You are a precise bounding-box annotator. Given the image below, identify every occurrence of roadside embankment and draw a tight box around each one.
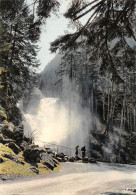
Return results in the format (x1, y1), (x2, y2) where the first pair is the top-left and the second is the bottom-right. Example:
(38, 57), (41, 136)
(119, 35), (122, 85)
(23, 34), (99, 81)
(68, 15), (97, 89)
(0, 123), (61, 180)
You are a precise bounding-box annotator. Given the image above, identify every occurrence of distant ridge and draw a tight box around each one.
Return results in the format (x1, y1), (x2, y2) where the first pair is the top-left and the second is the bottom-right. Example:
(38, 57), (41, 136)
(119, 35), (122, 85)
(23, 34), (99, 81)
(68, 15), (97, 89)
(39, 54), (62, 97)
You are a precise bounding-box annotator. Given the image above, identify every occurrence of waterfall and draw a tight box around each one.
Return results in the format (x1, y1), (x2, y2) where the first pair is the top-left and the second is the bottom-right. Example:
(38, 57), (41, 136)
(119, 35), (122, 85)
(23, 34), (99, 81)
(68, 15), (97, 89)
(23, 90), (91, 150)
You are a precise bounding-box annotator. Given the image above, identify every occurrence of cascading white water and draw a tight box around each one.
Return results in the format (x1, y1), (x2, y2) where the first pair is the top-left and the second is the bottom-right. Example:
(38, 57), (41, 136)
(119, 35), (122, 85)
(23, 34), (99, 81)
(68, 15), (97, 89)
(23, 93), (91, 150)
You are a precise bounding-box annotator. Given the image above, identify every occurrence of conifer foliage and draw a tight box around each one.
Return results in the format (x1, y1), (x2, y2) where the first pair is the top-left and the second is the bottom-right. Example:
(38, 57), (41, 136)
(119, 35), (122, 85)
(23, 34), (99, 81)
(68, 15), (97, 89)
(52, 0), (136, 136)
(0, 0), (59, 124)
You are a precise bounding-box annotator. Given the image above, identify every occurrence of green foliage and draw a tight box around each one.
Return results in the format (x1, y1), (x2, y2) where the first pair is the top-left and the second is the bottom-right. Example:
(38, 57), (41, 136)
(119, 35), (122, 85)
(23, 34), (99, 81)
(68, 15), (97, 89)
(0, 0), (59, 124)
(51, 0), (136, 81)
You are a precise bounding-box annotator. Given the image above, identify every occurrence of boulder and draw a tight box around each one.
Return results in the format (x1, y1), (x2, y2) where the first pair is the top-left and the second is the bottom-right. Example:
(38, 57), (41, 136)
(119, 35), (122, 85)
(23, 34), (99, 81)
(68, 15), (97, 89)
(56, 153), (65, 159)
(53, 162), (57, 167)
(23, 148), (41, 162)
(2, 153), (22, 164)
(40, 149), (46, 153)
(3, 138), (15, 144)
(29, 166), (39, 174)
(75, 156), (82, 161)
(68, 157), (75, 162)
(61, 158), (67, 162)
(43, 161), (54, 170)
(23, 135), (32, 144)
(45, 148), (53, 154)
(52, 158), (59, 165)
(0, 133), (15, 145)
(0, 157), (4, 163)
(30, 144), (39, 149)
(13, 126), (24, 144)
(55, 157), (62, 162)
(30, 162), (38, 168)
(1, 124), (14, 138)
(8, 142), (21, 154)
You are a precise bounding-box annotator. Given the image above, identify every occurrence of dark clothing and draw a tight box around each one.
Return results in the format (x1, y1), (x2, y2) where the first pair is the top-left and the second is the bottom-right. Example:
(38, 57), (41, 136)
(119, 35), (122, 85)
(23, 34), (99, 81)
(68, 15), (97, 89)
(81, 146), (86, 158)
(75, 146), (79, 156)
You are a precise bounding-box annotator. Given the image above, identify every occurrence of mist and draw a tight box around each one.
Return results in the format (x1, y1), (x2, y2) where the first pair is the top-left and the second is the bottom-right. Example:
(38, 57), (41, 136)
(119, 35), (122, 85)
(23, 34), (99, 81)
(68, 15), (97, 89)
(23, 87), (92, 151)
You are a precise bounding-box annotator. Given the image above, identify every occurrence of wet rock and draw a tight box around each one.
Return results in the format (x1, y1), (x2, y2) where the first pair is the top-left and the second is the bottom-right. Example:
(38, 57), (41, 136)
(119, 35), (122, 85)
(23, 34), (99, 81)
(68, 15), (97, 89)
(0, 157), (4, 163)
(8, 142), (21, 154)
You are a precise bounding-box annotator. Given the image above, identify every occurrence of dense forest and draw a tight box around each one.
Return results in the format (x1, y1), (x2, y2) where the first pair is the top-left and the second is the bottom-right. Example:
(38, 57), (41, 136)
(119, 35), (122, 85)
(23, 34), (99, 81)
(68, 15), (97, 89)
(40, 0), (136, 163)
(0, 0), (136, 163)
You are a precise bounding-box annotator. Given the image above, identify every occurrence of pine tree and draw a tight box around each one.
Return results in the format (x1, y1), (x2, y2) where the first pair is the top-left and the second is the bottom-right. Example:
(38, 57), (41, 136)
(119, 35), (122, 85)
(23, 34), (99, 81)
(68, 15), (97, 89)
(0, 0), (59, 124)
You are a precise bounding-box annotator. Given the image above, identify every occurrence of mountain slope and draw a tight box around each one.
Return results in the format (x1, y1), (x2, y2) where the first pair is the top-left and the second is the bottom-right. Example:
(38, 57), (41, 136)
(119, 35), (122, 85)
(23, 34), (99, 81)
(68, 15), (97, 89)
(39, 54), (62, 97)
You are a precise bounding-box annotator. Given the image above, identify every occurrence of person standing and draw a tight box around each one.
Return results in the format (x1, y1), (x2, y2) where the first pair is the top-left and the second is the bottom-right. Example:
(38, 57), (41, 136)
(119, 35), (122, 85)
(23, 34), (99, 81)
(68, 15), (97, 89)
(81, 146), (86, 159)
(75, 146), (79, 157)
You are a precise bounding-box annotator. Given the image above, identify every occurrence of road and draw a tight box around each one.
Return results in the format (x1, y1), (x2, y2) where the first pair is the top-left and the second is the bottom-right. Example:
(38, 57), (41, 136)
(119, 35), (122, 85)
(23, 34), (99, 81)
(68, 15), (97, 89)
(0, 162), (136, 195)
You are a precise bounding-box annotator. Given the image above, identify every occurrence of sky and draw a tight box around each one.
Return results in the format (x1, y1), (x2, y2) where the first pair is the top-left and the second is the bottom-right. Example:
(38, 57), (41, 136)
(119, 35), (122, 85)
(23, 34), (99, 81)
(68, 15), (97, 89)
(37, 0), (73, 72)
(36, 0), (93, 73)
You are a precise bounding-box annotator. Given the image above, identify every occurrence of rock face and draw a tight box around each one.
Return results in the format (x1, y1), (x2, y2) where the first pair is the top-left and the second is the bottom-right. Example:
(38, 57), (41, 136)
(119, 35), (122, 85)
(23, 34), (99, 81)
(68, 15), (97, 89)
(0, 106), (7, 123)
(13, 127), (24, 144)
(1, 123), (14, 138)
(0, 123), (32, 146)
